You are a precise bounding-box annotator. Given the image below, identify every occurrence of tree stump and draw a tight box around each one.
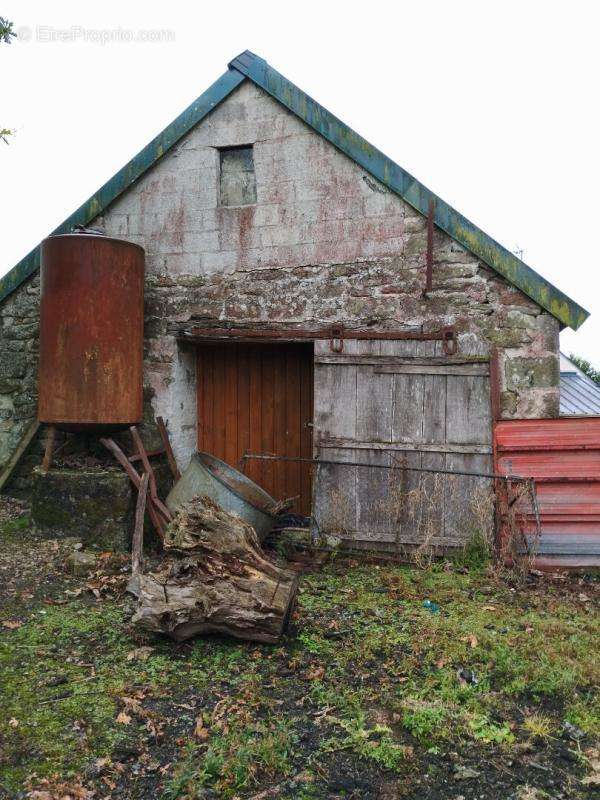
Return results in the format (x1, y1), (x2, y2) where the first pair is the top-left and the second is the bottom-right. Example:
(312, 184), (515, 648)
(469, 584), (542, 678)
(132, 496), (298, 644)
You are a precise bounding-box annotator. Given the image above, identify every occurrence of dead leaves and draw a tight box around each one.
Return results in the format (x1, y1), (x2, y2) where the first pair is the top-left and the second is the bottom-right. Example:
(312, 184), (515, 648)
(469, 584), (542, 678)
(209, 690), (257, 736)
(460, 634), (479, 649)
(26, 774), (93, 799)
(194, 714), (210, 741)
(126, 646), (155, 662)
(85, 582), (102, 601)
(305, 665), (326, 681)
(115, 692), (164, 739)
(2, 619), (23, 629)
(83, 557), (129, 601)
(582, 746), (600, 787)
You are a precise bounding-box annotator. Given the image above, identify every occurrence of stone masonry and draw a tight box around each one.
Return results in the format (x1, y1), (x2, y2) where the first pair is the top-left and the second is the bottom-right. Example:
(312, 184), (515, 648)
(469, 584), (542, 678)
(0, 274), (41, 488)
(0, 80), (559, 490)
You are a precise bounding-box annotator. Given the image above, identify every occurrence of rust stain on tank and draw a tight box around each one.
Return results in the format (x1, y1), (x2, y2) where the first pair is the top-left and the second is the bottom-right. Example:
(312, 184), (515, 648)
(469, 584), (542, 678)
(38, 234), (145, 431)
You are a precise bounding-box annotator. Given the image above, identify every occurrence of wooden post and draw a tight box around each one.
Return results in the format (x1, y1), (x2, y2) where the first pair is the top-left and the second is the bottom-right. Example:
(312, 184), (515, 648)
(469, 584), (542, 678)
(156, 416), (181, 481)
(100, 437), (166, 541)
(41, 425), (56, 475)
(489, 348), (502, 423)
(132, 472), (149, 579)
(0, 420), (40, 492)
(129, 426), (173, 522)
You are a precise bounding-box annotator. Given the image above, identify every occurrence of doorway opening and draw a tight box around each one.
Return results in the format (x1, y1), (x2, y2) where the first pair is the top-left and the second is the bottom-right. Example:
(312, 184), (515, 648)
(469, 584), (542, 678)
(196, 341), (314, 515)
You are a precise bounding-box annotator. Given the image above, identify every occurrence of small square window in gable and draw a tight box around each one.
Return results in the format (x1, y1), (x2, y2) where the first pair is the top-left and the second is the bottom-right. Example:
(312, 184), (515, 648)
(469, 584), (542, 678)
(219, 145), (257, 207)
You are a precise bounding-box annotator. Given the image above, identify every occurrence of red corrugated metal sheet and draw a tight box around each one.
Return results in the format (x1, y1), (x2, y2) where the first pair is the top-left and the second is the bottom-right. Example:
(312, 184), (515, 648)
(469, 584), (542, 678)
(494, 417), (600, 570)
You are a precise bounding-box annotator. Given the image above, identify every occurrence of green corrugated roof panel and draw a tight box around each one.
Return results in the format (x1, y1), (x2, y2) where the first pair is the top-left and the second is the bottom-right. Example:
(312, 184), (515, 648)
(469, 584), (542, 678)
(0, 50), (589, 330)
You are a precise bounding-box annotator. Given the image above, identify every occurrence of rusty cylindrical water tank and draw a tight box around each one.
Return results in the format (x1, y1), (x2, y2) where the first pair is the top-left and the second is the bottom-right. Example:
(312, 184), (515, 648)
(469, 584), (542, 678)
(38, 233), (144, 431)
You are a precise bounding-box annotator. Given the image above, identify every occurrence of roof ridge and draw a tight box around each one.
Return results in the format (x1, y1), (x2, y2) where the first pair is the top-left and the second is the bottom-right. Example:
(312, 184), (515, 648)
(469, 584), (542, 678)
(229, 51), (588, 330)
(0, 50), (589, 330)
(0, 67), (244, 303)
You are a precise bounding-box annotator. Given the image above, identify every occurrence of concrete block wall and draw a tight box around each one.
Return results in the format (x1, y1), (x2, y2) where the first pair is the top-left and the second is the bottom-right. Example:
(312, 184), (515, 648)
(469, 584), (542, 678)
(0, 79), (560, 486)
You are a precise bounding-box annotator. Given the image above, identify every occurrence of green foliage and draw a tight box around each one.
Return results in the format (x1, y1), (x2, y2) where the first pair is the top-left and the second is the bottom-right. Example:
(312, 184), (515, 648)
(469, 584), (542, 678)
(564, 691), (600, 736)
(452, 527), (492, 570)
(0, 17), (15, 144)
(0, 605), (128, 791)
(0, 17), (15, 44)
(322, 713), (407, 771)
(401, 703), (451, 745)
(296, 630), (332, 656)
(1, 531), (599, 796)
(469, 715), (515, 745)
(0, 513), (30, 539)
(161, 743), (199, 799)
(522, 713), (554, 740)
(163, 719), (296, 799)
(570, 353), (600, 385)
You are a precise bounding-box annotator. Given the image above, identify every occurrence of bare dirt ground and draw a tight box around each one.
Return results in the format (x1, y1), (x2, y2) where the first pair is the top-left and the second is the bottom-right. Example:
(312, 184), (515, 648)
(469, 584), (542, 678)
(1, 500), (599, 799)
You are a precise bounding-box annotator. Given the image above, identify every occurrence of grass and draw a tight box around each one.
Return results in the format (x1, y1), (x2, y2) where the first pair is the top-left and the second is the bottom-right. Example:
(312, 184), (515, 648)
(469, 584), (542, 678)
(164, 718), (296, 798)
(0, 521), (598, 798)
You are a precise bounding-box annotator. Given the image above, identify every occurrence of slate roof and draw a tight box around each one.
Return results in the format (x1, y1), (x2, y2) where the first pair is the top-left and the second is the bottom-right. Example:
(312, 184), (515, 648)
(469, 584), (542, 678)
(0, 51), (589, 330)
(560, 353), (600, 416)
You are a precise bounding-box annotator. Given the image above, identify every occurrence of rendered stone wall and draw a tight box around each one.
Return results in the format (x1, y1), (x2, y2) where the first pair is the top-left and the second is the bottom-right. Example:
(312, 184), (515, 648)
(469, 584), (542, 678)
(0, 79), (560, 487)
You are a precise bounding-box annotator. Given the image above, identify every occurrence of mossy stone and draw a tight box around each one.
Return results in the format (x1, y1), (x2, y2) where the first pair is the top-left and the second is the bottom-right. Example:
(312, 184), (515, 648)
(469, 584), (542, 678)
(505, 356), (559, 390)
(32, 467), (133, 551)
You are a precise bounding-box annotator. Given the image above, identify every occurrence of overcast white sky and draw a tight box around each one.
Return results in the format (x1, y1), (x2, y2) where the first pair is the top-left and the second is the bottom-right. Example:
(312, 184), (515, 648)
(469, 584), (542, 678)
(2, 0), (598, 364)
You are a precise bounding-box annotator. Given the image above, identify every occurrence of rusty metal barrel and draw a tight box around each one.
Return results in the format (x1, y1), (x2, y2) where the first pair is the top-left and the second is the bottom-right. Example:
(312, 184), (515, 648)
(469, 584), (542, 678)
(38, 233), (144, 431)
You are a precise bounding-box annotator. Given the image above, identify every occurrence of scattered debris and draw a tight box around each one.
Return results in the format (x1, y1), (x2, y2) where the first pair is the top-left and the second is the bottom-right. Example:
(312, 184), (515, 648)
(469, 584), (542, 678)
(515, 787), (547, 800)
(2, 619), (23, 630)
(582, 746), (600, 787)
(25, 775), (94, 799)
(101, 431), (172, 541)
(269, 526), (312, 552)
(422, 599), (440, 613)
(453, 764), (481, 780)
(65, 550), (97, 576)
(126, 646), (155, 662)
(0, 495), (29, 524)
(194, 714), (210, 741)
(267, 517), (342, 556)
(132, 495), (298, 643)
(562, 720), (586, 742)
(457, 667), (479, 686)
(268, 495), (299, 516)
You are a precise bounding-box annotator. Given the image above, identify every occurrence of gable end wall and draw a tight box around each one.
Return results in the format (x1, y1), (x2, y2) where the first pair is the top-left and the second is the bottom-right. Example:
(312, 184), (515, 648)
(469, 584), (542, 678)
(0, 81), (559, 489)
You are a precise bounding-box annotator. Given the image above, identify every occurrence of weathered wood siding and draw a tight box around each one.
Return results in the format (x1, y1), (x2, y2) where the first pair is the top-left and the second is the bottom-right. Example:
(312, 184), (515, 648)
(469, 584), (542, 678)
(313, 339), (493, 550)
(196, 342), (314, 514)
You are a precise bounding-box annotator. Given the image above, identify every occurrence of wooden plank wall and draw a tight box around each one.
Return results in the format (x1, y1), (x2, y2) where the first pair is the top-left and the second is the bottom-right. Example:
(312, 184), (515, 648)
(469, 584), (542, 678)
(197, 343), (314, 514)
(313, 339), (494, 551)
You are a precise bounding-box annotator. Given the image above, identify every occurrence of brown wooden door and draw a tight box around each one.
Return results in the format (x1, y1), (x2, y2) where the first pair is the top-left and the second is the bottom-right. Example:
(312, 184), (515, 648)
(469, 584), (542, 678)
(197, 342), (314, 514)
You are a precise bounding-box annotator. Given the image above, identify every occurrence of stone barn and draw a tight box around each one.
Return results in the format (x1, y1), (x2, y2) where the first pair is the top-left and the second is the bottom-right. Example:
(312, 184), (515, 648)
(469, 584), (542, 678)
(0, 51), (589, 554)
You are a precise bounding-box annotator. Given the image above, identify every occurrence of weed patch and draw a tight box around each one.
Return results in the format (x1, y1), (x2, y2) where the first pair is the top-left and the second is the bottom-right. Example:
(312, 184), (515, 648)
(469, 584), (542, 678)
(0, 526), (597, 799)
